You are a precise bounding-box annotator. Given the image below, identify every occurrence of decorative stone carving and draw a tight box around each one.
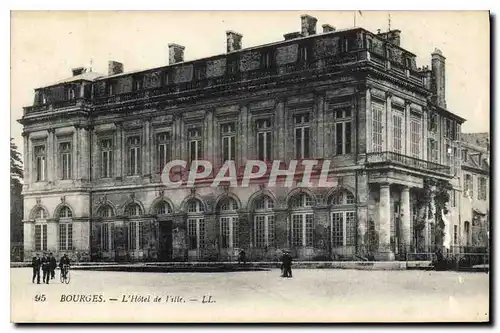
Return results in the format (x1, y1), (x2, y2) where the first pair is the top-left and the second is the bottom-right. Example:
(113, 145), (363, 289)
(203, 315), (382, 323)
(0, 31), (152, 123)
(36, 197), (41, 205)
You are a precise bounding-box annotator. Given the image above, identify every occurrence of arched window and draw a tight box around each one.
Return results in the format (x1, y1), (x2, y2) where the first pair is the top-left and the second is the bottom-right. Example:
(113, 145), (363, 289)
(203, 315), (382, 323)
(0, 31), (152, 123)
(331, 190), (355, 205)
(97, 205), (115, 253)
(217, 197), (239, 249)
(289, 192), (313, 209)
(98, 205), (115, 218)
(124, 203), (144, 251)
(32, 207), (48, 251)
(253, 195), (275, 248)
(124, 203), (142, 217)
(59, 206), (73, 218)
(33, 207), (47, 220)
(186, 199), (205, 251)
(155, 201), (172, 215)
(288, 192), (314, 248)
(330, 189), (356, 249)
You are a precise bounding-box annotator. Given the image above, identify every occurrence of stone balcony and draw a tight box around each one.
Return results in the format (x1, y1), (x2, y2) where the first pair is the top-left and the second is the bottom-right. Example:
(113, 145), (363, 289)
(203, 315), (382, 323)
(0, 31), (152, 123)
(366, 151), (452, 177)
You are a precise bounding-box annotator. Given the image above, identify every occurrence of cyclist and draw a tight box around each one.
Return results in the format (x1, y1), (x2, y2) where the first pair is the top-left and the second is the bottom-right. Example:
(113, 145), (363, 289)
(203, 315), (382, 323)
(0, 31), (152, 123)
(59, 253), (71, 279)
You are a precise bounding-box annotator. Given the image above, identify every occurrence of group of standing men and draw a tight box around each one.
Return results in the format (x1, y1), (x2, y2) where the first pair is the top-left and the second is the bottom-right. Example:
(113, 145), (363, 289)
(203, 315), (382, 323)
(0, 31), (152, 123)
(31, 253), (70, 284)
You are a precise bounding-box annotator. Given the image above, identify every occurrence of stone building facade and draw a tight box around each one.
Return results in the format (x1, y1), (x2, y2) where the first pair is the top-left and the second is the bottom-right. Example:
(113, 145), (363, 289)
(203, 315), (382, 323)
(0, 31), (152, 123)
(19, 15), (467, 262)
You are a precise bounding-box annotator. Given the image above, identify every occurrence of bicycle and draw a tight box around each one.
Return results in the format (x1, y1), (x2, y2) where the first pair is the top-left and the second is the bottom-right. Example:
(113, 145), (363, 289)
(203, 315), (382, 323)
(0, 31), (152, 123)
(60, 264), (71, 284)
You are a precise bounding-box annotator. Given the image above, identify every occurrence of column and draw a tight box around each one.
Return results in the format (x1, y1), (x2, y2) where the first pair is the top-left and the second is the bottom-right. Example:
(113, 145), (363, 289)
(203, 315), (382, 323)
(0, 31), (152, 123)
(276, 100), (285, 160)
(47, 129), (55, 182)
(172, 213), (187, 261)
(73, 127), (79, 180)
(315, 94), (325, 157)
(274, 208), (289, 249)
(22, 133), (30, 187)
(143, 119), (151, 177)
(365, 88), (372, 153)
(401, 186), (411, 254)
(204, 212), (218, 260)
(239, 105), (248, 166)
(115, 124), (123, 179)
(377, 183), (394, 260)
(237, 210), (251, 250)
(149, 125), (155, 177)
(386, 93), (393, 152)
(80, 127), (89, 181)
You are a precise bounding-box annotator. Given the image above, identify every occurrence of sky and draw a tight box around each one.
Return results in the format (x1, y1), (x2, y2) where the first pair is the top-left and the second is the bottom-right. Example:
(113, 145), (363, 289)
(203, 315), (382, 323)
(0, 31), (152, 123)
(10, 11), (490, 155)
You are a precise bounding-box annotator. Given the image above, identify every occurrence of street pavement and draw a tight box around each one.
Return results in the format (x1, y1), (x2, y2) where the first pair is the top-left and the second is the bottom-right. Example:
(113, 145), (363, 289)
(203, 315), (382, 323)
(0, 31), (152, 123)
(10, 267), (489, 323)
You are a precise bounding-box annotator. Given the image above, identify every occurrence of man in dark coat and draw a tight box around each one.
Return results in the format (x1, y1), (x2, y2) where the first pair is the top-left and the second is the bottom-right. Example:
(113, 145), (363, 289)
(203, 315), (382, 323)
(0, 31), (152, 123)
(41, 253), (51, 284)
(281, 251), (293, 278)
(31, 253), (41, 284)
(49, 253), (57, 279)
(59, 254), (71, 279)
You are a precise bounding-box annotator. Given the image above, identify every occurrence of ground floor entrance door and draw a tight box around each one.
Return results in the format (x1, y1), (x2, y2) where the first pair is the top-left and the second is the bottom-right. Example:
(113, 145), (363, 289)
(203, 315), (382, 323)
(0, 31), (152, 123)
(158, 221), (173, 261)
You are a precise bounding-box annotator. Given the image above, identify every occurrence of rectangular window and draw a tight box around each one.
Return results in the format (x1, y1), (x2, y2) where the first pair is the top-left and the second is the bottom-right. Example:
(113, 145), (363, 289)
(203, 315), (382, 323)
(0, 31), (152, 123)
(464, 174), (473, 198)
(393, 111), (403, 154)
(221, 123), (236, 162)
(156, 133), (171, 173)
(35, 225), (42, 251)
(100, 139), (113, 178)
(331, 211), (356, 247)
(291, 214), (303, 248)
(305, 214), (314, 247)
(410, 115), (422, 158)
(267, 215), (275, 247)
(255, 216), (266, 248)
(333, 108), (353, 155)
(59, 142), (72, 180)
(299, 45), (308, 63)
(127, 136), (141, 176)
(59, 223), (73, 251)
(428, 112), (438, 132)
(294, 114), (310, 159)
(479, 177), (487, 200)
(34, 145), (46, 182)
(453, 225), (458, 245)
(256, 119), (272, 161)
(220, 217), (230, 249)
(262, 51), (272, 68)
(188, 128), (202, 162)
(445, 144), (452, 167)
(332, 212), (343, 246)
(128, 222), (137, 250)
(188, 219), (197, 250)
(372, 102), (384, 153)
(101, 224), (109, 251)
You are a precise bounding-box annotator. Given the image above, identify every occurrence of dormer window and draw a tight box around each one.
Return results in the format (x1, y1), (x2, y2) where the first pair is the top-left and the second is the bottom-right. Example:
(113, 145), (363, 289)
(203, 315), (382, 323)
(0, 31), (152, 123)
(261, 51), (273, 69)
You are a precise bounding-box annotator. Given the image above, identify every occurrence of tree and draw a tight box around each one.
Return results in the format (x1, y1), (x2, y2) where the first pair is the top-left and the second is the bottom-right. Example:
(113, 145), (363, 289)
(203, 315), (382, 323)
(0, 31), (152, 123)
(10, 138), (24, 261)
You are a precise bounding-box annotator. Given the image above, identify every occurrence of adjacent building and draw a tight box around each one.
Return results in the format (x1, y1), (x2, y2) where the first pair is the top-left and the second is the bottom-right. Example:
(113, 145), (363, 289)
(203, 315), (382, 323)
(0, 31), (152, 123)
(20, 15), (477, 262)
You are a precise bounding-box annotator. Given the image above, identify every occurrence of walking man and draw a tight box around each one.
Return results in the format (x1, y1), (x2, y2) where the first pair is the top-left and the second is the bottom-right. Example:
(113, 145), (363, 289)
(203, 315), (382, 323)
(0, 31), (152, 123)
(281, 251), (293, 278)
(31, 253), (41, 284)
(49, 253), (57, 280)
(41, 253), (51, 284)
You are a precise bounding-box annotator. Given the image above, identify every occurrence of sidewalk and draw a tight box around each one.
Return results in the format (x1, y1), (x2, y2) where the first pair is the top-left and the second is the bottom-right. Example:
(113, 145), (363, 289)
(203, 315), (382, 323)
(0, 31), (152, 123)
(11, 260), (434, 271)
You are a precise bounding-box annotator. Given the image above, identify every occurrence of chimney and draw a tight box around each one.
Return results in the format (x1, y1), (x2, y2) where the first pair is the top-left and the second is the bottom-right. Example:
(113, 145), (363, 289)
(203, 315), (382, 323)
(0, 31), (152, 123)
(108, 61), (124, 76)
(226, 31), (243, 53)
(284, 32), (302, 40)
(71, 67), (85, 76)
(322, 24), (336, 33)
(431, 48), (446, 108)
(421, 66), (432, 91)
(168, 43), (185, 65)
(300, 14), (318, 37)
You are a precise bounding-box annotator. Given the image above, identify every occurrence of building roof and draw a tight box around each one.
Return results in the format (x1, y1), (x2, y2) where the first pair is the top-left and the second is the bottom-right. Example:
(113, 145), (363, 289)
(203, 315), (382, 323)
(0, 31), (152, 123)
(48, 71), (105, 87)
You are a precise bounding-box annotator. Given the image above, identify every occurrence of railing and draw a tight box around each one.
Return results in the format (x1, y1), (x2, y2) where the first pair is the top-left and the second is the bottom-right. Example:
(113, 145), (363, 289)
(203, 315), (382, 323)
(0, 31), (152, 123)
(25, 49), (425, 112)
(367, 151), (452, 175)
(23, 98), (91, 115)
